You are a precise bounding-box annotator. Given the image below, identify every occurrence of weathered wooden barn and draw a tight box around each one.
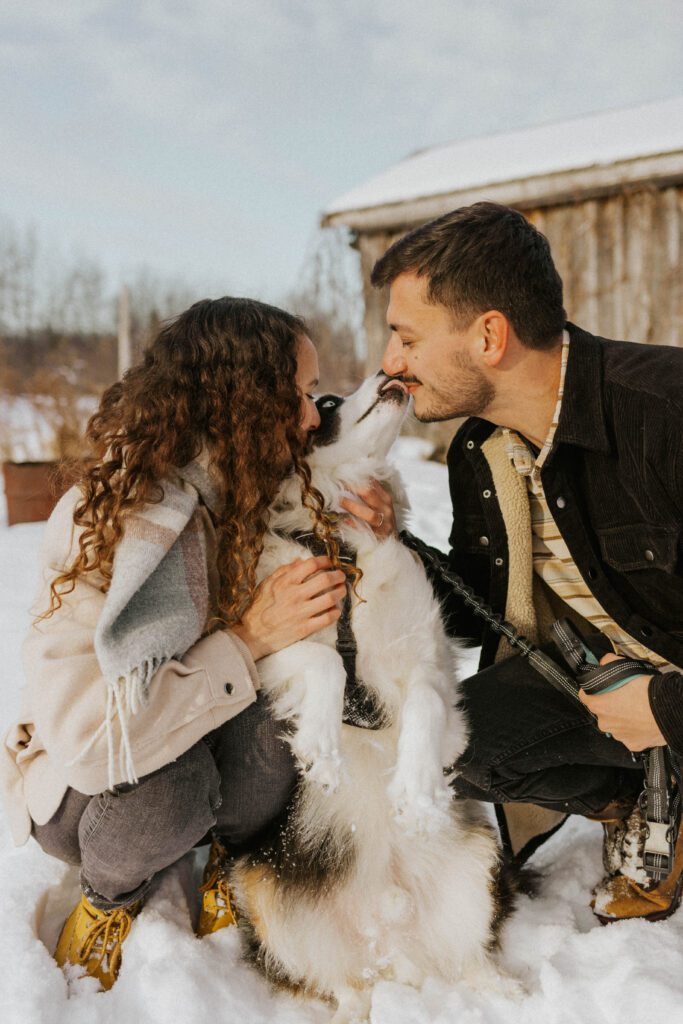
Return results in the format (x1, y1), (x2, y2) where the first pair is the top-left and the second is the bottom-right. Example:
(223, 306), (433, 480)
(322, 95), (683, 451)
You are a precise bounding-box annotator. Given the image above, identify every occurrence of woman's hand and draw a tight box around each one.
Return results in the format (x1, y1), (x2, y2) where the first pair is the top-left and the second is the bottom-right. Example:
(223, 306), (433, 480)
(578, 653), (666, 751)
(339, 479), (398, 540)
(231, 555), (347, 661)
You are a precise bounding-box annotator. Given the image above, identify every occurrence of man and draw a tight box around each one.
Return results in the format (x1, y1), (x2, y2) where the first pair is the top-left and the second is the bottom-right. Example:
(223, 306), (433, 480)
(367, 201), (683, 921)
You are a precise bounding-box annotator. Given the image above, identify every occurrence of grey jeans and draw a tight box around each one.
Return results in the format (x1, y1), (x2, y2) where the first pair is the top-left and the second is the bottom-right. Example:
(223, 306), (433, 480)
(32, 694), (297, 910)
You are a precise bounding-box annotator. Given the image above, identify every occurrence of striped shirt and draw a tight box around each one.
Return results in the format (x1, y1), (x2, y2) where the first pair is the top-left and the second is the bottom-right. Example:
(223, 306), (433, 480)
(503, 331), (673, 670)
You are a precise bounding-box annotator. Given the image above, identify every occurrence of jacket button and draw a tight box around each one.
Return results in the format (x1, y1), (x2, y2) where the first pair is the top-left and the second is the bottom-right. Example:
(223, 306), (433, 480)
(556, 496), (566, 509)
(587, 566), (598, 581)
(483, 489), (492, 499)
(479, 536), (490, 547)
(466, 440), (475, 450)
(644, 549), (655, 562)
(224, 682), (234, 695)
(494, 557), (504, 567)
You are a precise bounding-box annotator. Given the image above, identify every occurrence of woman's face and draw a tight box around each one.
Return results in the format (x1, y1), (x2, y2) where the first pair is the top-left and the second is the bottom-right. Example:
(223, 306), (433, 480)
(295, 335), (321, 433)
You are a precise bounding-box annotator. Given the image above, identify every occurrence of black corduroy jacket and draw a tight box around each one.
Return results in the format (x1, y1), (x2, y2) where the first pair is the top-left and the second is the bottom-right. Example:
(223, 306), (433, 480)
(416, 323), (683, 753)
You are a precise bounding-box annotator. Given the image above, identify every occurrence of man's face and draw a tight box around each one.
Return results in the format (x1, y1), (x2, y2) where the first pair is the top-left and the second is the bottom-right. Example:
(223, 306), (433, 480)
(381, 271), (494, 422)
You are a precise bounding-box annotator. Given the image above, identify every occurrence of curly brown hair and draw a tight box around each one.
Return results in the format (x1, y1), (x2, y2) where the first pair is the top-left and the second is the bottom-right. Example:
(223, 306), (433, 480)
(44, 296), (348, 626)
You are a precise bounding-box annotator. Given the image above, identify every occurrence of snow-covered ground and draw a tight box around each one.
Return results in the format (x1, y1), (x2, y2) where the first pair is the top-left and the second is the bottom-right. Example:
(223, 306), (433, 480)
(1, 443), (683, 1024)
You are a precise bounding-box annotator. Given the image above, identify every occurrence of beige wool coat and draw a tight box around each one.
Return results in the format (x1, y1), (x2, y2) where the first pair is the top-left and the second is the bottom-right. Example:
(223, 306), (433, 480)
(0, 486), (261, 847)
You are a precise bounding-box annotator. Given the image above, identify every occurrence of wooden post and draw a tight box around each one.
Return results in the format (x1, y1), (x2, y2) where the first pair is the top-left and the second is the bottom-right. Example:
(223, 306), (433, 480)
(117, 285), (133, 378)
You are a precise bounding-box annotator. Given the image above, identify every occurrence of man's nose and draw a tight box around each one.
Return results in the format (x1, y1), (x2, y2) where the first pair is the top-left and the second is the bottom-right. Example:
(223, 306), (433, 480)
(381, 334), (406, 377)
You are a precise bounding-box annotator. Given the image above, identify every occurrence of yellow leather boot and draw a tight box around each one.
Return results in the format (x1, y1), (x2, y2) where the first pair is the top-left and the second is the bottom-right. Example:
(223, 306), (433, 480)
(197, 837), (239, 937)
(54, 893), (141, 989)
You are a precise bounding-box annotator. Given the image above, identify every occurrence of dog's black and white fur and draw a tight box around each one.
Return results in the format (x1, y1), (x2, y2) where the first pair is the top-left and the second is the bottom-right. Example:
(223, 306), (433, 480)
(230, 373), (519, 1022)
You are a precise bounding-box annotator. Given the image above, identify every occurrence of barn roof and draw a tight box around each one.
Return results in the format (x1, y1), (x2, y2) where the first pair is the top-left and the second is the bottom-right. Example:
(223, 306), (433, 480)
(322, 95), (683, 231)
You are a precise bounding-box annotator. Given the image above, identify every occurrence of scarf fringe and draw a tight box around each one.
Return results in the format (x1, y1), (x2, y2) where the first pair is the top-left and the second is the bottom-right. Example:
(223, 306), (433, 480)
(66, 659), (161, 790)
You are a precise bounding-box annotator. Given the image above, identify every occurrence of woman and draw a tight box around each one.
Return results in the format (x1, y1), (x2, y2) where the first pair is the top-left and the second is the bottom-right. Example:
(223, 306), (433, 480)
(0, 296), (392, 990)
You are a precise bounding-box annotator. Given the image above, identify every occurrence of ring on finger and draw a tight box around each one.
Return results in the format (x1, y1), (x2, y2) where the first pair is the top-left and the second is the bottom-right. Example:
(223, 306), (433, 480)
(375, 512), (384, 529)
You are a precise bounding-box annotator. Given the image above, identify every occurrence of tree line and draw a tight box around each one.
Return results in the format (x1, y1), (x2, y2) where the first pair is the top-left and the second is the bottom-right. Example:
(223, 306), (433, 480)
(0, 216), (364, 460)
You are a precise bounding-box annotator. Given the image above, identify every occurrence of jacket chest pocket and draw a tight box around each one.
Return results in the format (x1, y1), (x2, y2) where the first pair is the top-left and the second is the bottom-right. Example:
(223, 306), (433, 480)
(596, 523), (682, 631)
(597, 523), (679, 573)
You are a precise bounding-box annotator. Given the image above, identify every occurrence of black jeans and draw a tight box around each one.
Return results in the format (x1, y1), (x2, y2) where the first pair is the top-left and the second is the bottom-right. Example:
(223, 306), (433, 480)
(31, 694), (297, 910)
(453, 650), (645, 815)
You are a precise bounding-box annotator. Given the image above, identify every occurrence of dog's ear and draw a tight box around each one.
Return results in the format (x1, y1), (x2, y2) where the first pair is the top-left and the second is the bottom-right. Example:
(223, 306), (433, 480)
(313, 394), (345, 449)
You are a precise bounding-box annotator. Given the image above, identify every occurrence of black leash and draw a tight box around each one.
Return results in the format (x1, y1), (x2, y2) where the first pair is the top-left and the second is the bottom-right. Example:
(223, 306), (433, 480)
(400, 529), (679, 881)
(399, 531), (580, 698)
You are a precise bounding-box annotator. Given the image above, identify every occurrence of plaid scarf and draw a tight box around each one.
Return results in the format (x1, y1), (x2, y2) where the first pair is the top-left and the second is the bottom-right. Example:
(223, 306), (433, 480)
(68, 458), (221, 789)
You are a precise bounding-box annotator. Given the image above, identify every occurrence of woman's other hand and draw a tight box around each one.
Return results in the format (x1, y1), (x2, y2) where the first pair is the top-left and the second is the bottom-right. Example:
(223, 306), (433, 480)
(339, 480), (398, 540)
(231, 556), (347, 661)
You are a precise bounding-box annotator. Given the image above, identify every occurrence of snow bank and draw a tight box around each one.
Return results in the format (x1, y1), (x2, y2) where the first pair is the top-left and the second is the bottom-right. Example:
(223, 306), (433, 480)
(1, 444), (682, 1024)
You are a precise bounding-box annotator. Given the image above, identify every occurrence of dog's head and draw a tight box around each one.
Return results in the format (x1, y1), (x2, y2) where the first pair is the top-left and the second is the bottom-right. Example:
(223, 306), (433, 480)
(310, 371), (410, 468)
(270, 372), (410, 531)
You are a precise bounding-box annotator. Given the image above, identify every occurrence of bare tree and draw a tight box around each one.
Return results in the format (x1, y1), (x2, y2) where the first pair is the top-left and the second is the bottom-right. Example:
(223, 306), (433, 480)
(125, 267), (199, 363)
(0, 219), (40, 335)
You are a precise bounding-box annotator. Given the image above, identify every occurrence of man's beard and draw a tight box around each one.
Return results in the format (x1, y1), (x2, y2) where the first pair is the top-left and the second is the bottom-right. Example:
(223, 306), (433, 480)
(412, 350), (494, 423)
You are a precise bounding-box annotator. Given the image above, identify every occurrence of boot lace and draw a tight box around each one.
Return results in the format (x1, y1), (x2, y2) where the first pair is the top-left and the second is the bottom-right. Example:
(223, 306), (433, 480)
(199, 867), (239, 923)
(78, 906), (135, 975)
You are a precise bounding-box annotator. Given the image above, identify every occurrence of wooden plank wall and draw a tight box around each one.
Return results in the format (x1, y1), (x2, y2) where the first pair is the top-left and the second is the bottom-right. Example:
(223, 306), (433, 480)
(357, 183), (683, 455)
(528, 185), (682, 347)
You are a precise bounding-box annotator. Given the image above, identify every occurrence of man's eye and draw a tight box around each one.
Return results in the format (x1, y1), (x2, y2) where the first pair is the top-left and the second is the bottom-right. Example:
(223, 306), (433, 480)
(401, 340), (414, 349)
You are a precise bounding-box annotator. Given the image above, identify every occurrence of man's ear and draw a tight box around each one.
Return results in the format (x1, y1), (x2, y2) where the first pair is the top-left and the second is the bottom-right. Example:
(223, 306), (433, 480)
(478, 311), (509, 368)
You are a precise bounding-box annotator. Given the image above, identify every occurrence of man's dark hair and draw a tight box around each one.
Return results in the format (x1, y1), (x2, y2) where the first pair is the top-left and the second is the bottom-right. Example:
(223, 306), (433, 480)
(371, 202), (565, 349)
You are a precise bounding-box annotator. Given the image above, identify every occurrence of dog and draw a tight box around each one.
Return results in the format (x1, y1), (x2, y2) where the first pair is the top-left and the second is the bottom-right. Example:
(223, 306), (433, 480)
(230, 372), (521, 1022)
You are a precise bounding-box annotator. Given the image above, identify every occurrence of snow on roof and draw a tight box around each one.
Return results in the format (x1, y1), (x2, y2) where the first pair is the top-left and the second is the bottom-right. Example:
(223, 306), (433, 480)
(325, 95), (683, 219)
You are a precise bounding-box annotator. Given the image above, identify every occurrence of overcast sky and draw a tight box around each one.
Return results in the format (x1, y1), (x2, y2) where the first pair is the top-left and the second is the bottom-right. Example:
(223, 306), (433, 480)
(2, 0), (682, 306)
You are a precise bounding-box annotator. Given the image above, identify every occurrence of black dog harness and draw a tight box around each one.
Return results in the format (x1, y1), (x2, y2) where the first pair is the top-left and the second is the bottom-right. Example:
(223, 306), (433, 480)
(279, 529), (386, 730)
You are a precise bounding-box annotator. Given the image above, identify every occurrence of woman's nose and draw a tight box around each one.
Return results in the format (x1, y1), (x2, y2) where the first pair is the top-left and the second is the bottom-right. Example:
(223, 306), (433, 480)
(306, 402), (321, 432)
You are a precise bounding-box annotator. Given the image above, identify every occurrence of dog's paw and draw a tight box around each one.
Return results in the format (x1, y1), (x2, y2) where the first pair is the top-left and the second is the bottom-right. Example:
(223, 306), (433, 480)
(303, 750), (343, 792)
(388, 772), (452, 834)
(292, 726), (343, 792)
(290, 716), (344, 786)
(392, 795), (452, 835)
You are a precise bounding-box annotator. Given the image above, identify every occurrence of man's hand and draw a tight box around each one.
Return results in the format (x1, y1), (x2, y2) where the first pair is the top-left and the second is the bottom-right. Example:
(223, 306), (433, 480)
(231, 556), (346, 661)
(339, 479), (398, 540)
(578, 652), (666, 751)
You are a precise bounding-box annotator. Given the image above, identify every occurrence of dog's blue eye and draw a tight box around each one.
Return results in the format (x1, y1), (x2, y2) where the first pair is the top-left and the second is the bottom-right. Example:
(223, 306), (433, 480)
(322, 400), (337, 409)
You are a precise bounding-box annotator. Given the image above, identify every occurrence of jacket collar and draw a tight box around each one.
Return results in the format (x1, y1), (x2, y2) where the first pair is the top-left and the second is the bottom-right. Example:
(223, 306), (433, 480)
(552, 323), (611, 454)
